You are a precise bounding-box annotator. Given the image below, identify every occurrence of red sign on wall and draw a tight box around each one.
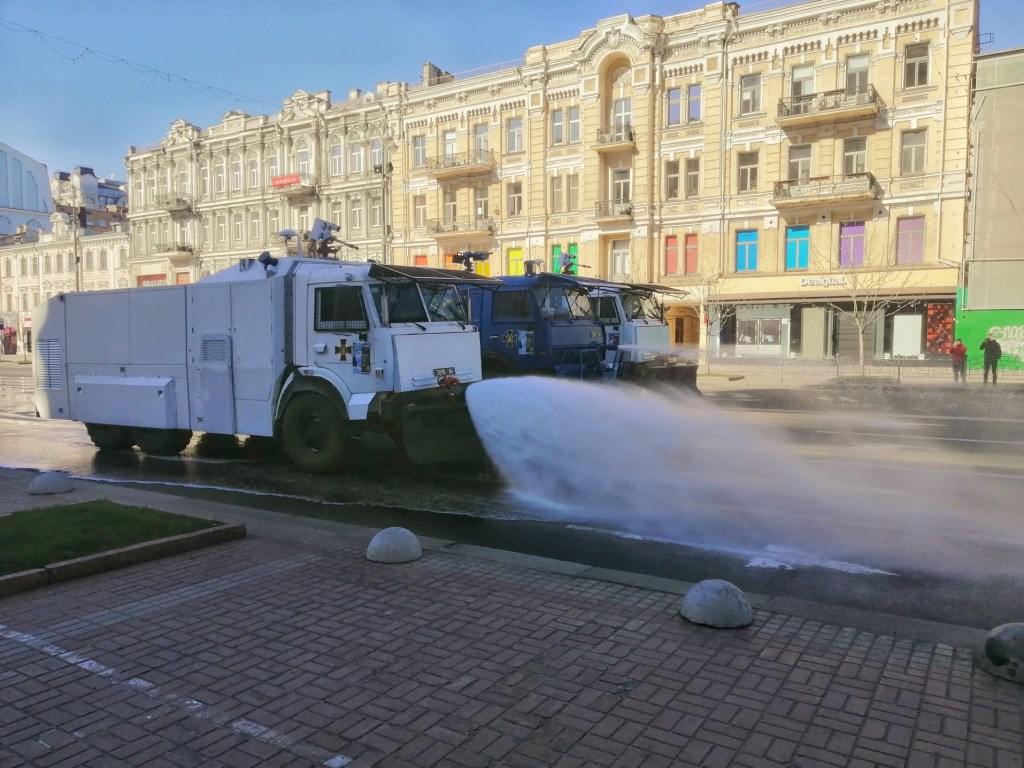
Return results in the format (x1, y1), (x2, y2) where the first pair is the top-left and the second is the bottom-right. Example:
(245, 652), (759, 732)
(271, 173), (301, 188)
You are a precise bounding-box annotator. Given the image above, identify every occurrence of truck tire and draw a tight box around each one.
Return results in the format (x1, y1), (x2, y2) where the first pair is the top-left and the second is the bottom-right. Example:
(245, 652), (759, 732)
(132, 427), (193, 456)
(85, 423), (134, 451)
(281, 394), (349, 474)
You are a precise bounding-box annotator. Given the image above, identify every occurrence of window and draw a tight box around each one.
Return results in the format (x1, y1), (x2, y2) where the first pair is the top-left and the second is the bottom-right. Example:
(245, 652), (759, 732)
(685, 233), (698, 274)
(740, 74), (761, 115)
(331, 201), (344, 229)
(349, 198), (363, 230)
(248, 156), (260, 187)
(297, 144), (311, 176)
(667, 88), (682, 126)
(551, 175), (564, 212)
(413, 195), (426, 227)
(611, 239), (631, 281)
(844, 137), (867, 176)
(839, 221), (865, 267)
(370, 140), (383, 170)
(612, 98), (632, 139)
(412, 135), (426, 167)
(665, 235), (679, 273)
(685, 158), (700, 198)
(553, 108), (567, 143)
(738, 151), (759, 192)
(568, 107), (580, 143)
(666, 161), (680, 199)
(214, 159), (225, 193)
(736, 230), (758, 272)
(231, 156), (242, 190)
(474, 187), (489, 218)
(268, 208), (279, 237)
(177, 164), (190, 194)
(249, 211), (260, 241)
(216, 215), (227, 242)
(611, 168), (631, 204)
(785, 225), (810, 270)
(901, 130), (926, 175)
(846, 54), (869, 94)
(349, 143), (363, 173)
(314, 286), (368, 332)
(442, 130), (457, 159)
(791, 64), (815, 113)
(896, 216), (925, 264)
(474, 124), (489, 152)
(330, 141), (344, 175)
(493, 290), (532, 321)
(233, 213), (243, 241)
(202, 216), (211, 245)
(788, 145), (811, 182)
(507, 181), (523, 216)
(688, 84), (702, 123)
(99, 249), (108, 270)
(443, 189), (457, 220)
(567, 174), (579, 210)
(506, 118), (523, 153)
(370, 195), (382, 228)
(904, 43), (929, 88)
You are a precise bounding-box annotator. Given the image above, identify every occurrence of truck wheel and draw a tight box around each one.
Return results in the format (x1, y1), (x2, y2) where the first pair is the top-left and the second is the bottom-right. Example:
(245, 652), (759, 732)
(281, 394), (348, 474)
(132, 427), (193, 456)
(85, 423), (134, 451)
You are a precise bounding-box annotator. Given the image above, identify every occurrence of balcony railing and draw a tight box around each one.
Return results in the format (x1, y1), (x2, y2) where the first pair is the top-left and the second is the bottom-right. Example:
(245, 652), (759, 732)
(595, 124), (635, 149)
(154, 242), (194, 254)
(424, 149), (496, 178)
(594, 200), (634, 219)
(425, 216), (497, 236)
(153, 194), (194, 213)
(777, 86), (883, 124)
(269, 172), (317, 198)
(771, 172), (883, 206)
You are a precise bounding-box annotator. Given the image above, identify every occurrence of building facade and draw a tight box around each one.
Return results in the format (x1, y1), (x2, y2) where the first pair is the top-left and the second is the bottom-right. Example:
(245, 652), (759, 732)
(50, 166), (128, 235)
(0, 142), (53, 240)
(957, 46), (1024, 371)
(125, 0), (978, 360)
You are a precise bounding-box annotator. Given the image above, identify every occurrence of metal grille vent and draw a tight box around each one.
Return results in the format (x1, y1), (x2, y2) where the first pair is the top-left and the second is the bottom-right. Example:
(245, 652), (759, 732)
(201, 336), (230, 362)
(34, 338), (64, 390)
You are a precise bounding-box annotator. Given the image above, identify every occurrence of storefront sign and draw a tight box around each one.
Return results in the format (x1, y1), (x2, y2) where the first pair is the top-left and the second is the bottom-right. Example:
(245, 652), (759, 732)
(271, 173), (301, 188)
(800, 276), (847, 287)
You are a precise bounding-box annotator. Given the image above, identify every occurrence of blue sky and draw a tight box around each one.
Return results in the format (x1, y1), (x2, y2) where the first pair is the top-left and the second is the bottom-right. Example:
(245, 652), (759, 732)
(2, 0), (1022, 184)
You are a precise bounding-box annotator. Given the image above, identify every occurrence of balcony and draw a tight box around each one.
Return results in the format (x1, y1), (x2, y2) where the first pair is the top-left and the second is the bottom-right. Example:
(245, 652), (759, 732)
(424, 150), (496, 180)
(594, 200), (634, 222)
(594, 124), (635, 153)
(153, 194), (194, 215)
(153, 242), (195, 267)
(270, 172), (317, 199)
(426, 216), (497, 240)
(776, 86), (883, 128)
(771, 173), (883, 207)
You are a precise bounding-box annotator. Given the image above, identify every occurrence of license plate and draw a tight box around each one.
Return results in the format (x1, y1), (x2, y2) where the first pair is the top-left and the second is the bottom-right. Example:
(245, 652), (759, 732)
(433, 367), (456, 378)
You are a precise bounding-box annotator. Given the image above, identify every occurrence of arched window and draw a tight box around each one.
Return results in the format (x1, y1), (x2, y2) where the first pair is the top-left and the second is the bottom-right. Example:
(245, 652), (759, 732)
(214, 157), (226, 193)
(329, 136), (343, 176)
(199, 161), (210, 195)
(230, 153), (243, 190)
(295, 139), (311, 176)
(247, 152), (260, 188)
(176, 162), (190, 194)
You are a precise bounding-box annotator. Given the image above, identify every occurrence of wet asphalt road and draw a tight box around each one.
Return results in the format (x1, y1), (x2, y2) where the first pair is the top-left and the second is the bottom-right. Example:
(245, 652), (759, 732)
(2, 362), (1023, 630)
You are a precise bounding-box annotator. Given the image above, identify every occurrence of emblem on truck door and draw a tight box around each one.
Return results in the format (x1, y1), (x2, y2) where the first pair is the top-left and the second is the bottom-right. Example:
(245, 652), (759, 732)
(334, 341), (351, 361)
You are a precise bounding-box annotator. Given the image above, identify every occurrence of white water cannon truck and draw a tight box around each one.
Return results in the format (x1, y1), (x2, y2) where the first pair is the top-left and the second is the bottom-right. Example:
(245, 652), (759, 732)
(33, 231), (502, 473)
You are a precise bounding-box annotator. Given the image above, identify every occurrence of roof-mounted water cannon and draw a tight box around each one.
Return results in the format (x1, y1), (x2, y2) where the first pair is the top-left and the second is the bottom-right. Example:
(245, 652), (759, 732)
(257, 251), (279, 275)
(307, 218), (359, 259)
(558, 251), (590, 275)
(523, 258), (544, 277)
(278, 229), (302, 257)
(452, 250), (490, 273)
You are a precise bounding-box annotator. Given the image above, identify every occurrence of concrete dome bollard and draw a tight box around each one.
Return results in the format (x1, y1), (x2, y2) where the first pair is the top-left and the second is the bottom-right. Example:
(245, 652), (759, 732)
(975, 622), (1024, 684)
(28, 471), (75, 495)
(366, 527), (422, 564)
(680, 579), (754, 628)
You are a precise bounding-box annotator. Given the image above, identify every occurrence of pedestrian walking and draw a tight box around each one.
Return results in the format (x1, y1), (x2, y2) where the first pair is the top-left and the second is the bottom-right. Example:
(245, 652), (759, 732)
(979, 332), (1002, 386)
(949, 338), (968, 384)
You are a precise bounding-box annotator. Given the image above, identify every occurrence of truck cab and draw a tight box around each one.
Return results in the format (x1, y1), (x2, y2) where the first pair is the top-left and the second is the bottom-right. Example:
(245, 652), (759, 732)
(464, 273), (605, 380)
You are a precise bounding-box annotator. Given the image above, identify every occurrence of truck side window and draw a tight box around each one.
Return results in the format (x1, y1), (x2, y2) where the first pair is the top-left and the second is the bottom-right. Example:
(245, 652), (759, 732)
(492, 290), (532, 321)
(595, 296), (619, 323)
(369, 281), (430, 324)
(314, 286), (369, 332)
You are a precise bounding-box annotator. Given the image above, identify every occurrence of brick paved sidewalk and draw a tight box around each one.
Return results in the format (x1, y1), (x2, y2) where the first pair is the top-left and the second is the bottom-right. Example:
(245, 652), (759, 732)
(1, 471), (1022, 767)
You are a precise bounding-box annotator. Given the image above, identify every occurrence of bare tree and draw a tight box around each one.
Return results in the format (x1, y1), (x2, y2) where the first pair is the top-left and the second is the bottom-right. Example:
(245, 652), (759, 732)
(810, 228), (924, 373)
(683, 270), (736, 373)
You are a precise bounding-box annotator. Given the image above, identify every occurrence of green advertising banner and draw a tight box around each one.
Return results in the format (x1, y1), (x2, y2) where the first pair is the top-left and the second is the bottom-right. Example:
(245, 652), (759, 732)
(954, 298), (1024, 371)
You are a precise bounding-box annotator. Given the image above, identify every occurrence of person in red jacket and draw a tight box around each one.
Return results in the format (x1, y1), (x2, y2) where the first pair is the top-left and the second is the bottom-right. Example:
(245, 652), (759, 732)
(949, 338), (968, 384)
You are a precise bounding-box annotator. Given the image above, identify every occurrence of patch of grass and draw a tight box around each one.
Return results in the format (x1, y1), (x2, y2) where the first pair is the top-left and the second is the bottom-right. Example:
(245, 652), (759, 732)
(0, 500), (220, 576)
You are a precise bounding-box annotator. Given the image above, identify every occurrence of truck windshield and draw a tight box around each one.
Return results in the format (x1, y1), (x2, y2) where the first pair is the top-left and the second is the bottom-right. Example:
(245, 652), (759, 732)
(593, 296), (620, 323)
(621, 291), (662, 321)
(534, 285), (593, 320)
(369, 280), (469, 325)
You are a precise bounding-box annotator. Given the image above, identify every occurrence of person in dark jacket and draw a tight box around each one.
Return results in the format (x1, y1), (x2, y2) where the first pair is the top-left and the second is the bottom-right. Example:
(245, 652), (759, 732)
(949, 338), (968, 384)
(979, 333), (1002, 386)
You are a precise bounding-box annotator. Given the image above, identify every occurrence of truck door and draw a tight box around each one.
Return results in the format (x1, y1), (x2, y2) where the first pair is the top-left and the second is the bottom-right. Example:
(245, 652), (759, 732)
(482, 288), (535, 369)
(307, 283), (371, 377)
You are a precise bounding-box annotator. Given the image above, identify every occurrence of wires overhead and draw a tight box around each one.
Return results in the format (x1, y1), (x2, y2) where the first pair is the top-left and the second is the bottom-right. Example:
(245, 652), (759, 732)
(0, 17), (278, 112)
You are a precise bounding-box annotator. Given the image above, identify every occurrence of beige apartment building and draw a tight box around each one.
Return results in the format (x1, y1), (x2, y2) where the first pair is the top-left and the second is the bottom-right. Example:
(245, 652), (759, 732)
(125, 0), (977, 360)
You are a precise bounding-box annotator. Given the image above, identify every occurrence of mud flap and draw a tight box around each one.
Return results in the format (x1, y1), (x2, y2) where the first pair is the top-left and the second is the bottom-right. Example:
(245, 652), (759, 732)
(400, 400), (488, 466)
